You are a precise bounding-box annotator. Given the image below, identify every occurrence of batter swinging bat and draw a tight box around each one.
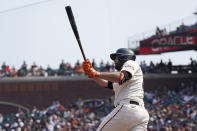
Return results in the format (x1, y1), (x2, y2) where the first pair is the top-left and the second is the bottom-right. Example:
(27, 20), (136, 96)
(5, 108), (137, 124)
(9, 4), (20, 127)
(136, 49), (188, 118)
(65, 6), (86, 60)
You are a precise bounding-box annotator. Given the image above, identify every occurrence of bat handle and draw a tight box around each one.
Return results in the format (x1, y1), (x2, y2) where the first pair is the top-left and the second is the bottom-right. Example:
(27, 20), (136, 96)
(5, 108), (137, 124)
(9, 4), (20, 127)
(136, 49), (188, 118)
(77, 39), (86, 61)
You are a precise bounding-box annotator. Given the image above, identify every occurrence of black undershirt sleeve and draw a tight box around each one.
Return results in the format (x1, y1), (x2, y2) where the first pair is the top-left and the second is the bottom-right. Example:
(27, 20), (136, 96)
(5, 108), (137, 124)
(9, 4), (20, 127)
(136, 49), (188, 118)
(105, 81), (113, 90)
(120, 71), (132, 84)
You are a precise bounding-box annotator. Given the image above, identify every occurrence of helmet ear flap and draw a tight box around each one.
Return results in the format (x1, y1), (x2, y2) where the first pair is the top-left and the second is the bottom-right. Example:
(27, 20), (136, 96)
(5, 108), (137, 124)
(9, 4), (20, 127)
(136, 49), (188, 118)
(110, 54), (116, 60)
(132, 55), (136, 61)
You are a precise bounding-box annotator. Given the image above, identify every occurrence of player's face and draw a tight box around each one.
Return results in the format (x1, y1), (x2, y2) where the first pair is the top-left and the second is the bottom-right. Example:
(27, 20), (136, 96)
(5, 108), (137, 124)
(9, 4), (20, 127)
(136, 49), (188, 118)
(114, 56), (122, 71)
(114, 56), (119, 64)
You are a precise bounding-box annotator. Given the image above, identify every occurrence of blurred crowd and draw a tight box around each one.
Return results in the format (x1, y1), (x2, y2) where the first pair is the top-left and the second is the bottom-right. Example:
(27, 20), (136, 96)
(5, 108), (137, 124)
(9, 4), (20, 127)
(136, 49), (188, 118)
(0, 81), (196, 131)
(0, 59), (114, 78)
(0, 57), (196, 78)
(140, 58), (197, 74)
(154, 22), (197, 37)
(0, 98), (113, 131)
(145, 81), (197, 131)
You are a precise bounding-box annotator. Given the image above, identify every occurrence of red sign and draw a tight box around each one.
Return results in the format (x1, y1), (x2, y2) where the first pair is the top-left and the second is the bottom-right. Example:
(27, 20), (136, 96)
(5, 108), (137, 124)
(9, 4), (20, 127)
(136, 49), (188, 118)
(139, 35), (197, 55)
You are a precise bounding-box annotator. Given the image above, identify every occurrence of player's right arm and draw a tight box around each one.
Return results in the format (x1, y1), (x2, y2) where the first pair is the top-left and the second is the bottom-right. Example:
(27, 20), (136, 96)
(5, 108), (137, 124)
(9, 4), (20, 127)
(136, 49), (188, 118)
(82, 60), (108, 87)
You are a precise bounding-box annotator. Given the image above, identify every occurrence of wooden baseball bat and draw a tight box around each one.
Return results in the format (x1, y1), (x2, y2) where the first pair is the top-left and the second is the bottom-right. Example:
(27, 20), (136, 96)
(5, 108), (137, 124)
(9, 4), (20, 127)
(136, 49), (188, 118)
(65, 6), (86, 61)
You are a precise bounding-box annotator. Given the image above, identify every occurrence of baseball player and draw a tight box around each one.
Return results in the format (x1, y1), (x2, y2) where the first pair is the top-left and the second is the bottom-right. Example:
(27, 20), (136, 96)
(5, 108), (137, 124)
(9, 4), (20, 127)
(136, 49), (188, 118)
(82, 48), (149, 131)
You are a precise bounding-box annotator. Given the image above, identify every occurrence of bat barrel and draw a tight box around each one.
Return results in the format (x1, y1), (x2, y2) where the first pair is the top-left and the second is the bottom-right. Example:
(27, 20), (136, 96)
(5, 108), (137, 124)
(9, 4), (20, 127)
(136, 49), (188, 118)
(65, 6), (86, 61)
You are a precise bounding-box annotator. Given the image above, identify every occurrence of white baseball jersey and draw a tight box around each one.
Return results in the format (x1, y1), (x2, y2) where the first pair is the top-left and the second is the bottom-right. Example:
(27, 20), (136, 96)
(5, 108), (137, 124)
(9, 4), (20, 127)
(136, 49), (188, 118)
(113, 60), (144, 107)
(96, 60), (149, 131)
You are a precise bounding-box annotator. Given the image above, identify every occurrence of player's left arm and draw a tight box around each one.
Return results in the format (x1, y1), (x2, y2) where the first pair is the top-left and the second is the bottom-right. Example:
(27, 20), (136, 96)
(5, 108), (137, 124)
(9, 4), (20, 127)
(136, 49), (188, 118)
(99, 61), (134, 83)
(99, 71), (131, 84)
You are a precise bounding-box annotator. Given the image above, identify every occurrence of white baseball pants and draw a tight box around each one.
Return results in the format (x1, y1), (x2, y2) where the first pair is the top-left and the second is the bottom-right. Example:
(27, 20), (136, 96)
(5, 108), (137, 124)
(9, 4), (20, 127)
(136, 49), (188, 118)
(96, 101), (149, 131)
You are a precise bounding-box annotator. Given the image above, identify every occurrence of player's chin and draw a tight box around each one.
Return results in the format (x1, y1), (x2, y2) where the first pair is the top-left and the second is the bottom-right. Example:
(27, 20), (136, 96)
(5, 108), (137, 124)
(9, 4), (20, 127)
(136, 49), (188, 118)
(115, 64), (122, 71)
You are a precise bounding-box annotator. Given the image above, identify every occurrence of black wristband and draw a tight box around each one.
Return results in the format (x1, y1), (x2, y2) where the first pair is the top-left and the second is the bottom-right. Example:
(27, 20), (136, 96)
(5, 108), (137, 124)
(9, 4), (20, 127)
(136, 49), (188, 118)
(105, 81), (113, 90)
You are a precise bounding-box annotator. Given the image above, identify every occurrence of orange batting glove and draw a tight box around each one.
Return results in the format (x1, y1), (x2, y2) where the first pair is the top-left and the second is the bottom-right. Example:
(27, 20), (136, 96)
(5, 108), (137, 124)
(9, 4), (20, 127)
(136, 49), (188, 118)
(82, 60), (92, 71)
(86, 68), (100, 78)
(82, 60), (100, 78)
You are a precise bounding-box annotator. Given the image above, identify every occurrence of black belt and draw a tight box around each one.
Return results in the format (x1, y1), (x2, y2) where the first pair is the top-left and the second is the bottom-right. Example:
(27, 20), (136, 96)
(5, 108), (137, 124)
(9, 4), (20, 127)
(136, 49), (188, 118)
(130, 100), (139, 105)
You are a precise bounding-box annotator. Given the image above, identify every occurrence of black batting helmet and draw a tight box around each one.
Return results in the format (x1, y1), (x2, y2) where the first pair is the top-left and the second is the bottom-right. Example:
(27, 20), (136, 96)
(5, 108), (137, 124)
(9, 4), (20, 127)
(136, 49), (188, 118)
(110, 48), (136, 62)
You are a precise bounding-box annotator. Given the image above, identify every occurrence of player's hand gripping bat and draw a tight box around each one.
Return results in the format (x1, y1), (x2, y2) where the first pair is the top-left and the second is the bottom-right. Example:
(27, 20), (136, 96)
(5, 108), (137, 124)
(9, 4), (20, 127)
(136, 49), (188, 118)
(65, 6), (86, 61)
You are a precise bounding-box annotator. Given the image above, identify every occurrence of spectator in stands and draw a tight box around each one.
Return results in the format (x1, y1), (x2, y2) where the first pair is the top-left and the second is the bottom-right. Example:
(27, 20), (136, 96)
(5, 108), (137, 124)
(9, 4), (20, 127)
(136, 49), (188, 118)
(190, 58), (197, 73)
(17, 61), (28, 77)
(159, 60), (165, 66)
(158, 60), (166, 73)
(58, 60), (66, 76)
(65, 62), (73, 75)
(1, 62), (6, 73)
(176, 22), (186, 33)
(156, 26), (163, 36)
(176, 26), (180, 33)
(92, 59), (97, 69)
(11, 66), (18, 77)
(180, 22), (186, 32)
(105, 61), (113, 72)
(4, 65), (11, 77)
(99, 60), (105, 72)
(74, 60), (84, 75)
(21, 61), (28, 76)
(75, 60), (80, 67)
(140, 60), (147, 73)
(149, 61), (155, 73)
(37, 66), (45, 76)
(47, 101), (65, 112)
(190, 57), (195, 67)
(46, 64), (55, 76)
(28, 62), (37, 76)
(163, 28), (167, 36)
(76, 98), (84, 107)
(167, 59), (172, 73)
